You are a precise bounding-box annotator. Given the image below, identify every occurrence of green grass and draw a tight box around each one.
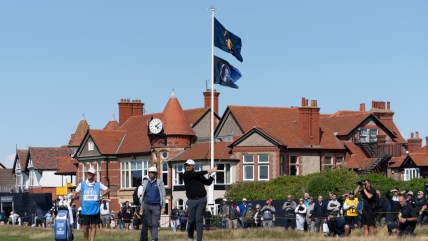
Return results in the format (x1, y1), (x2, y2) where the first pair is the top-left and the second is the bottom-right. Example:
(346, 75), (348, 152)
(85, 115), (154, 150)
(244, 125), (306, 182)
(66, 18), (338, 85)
(2, 225), (428, 241)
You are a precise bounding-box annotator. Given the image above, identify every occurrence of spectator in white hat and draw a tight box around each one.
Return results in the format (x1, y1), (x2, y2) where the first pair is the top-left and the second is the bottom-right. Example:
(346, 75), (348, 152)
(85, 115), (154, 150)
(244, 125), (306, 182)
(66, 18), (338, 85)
(74, 167), (109, 241)
(239, 198), (247, 226)
(407, 191), (416, 208)
(138, 166), (166, 241)
(183, 159), (217, 241)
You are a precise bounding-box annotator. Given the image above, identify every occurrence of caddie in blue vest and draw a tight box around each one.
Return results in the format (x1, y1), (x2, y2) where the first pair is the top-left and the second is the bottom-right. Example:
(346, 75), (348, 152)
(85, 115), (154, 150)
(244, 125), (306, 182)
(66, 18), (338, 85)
(137, 166), (166, 241)
(74, 167), (109, 241)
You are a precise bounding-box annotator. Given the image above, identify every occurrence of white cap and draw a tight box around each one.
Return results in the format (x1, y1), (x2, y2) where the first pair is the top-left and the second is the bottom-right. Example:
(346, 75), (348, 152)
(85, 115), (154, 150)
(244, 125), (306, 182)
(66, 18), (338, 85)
(242, 198), (247, 202)
(222, 198), (227, 201)
(148, 166), (158, 173)
(185, 159), (195, 166)
(87, 167), (96, 174)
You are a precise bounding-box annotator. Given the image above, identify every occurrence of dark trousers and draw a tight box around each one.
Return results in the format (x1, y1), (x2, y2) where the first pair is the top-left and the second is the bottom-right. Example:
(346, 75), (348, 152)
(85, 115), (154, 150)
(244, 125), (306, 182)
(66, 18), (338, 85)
(284, 215), (296, 230)
(187, 197), (207, 241)
(139, 213), (149, 241)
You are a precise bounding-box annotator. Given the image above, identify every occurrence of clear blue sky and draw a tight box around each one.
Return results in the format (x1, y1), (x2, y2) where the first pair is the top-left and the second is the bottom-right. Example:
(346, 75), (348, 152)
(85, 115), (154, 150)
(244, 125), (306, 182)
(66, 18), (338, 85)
(1, 1), (427, 168)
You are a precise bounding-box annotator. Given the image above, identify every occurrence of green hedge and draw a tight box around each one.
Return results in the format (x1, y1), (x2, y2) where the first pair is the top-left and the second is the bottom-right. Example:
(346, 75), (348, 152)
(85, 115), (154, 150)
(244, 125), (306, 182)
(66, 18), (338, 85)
(225, 167), (428, 200)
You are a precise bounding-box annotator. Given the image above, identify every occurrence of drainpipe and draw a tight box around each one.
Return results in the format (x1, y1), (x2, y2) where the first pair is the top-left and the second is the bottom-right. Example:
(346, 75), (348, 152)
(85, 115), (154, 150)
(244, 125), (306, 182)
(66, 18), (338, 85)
(106, 156), (110, 199)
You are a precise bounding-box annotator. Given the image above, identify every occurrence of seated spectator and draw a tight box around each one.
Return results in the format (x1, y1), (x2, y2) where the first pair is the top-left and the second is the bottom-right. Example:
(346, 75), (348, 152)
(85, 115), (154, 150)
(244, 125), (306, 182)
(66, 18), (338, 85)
(327, 193), (345, 236)
(415, 191), (427, 225)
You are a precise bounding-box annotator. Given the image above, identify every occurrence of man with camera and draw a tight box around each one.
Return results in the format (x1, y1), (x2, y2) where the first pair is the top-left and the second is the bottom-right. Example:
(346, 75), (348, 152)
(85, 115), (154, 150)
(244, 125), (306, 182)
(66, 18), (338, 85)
(354, 179), (377, 236)
(282, 195), (296, 230)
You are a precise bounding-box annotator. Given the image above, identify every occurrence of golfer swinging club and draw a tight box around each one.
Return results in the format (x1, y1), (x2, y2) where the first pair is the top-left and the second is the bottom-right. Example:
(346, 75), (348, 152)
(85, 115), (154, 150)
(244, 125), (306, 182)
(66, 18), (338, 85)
(183, 159), (217, 241)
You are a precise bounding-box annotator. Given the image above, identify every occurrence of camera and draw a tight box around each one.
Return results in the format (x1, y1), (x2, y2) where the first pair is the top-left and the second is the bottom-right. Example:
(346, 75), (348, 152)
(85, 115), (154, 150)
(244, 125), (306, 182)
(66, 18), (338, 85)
(357, 180), (367, 186)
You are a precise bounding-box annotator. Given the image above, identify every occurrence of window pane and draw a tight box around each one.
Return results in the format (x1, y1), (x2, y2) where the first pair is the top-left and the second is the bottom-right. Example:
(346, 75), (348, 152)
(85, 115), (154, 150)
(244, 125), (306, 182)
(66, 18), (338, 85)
(217, 171), (225, 184)
(259, 154), (269, 163)
(162, 173), (168, 186)
(225, 164), (230, 183)
(244, 155), (254, 163)
(217, 164), (224, 171)
(259, 165), (269, 180)
(324, 157), (332, 165)
(244, 165), (253, 180)
(131, 169), (142, 187)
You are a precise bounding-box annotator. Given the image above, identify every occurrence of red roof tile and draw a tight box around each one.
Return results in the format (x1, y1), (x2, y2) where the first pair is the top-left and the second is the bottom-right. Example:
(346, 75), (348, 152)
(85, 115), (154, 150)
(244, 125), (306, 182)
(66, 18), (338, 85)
(0, 169), (15, 187)
(320, 111), (371, 136)
(389, 155), (406, 168)
(227, 106), (344, 149)
(379, 118), (405, 143)
(27, 147), (71, 170)
(90, 130), (127, 155)
(13, 149), (28, 173)
(171, 142), (237, 162)
(69, 118), (90, 147)
(343, 142), (369, 169)
(103, 120), (120, 130)
(162, 95), (195, 136)
(55, 157), (78, 175)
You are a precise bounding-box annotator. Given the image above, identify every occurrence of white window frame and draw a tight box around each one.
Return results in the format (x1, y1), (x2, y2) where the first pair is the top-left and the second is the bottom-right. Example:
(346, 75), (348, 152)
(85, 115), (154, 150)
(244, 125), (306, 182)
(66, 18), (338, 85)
(243, 155), (254, 181)
(162, 162), (168, 187)
(336, 156), (344, 166)
(289, 156), (299, 176)
(120, 160), (150, 189)
(258, 154), (269, 180)
(88, 141), (94, 151)
(404, 168), (420, 181)
(323, 156), (333, 170)
(215, 163), (231, 184)
(176, 199), (184, 210)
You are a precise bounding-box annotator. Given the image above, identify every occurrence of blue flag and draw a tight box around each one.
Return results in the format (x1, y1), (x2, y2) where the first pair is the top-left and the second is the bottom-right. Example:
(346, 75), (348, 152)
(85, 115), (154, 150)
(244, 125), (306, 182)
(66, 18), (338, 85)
(214, 56), (242, 89)
(214, 17), (243, 62)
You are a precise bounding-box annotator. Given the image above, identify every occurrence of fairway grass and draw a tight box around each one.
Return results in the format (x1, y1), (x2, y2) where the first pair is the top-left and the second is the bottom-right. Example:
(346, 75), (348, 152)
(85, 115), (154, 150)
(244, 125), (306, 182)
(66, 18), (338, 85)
(2, 225), (428, 241)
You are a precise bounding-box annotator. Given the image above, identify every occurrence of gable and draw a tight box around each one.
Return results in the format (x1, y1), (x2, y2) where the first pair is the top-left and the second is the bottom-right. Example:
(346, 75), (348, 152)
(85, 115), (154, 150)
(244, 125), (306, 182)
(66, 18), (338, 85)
(236, 132), (276, 147)
(192, 110), (218, 138)
(216, 111), (243, 138)
(78, 136), (101, 157)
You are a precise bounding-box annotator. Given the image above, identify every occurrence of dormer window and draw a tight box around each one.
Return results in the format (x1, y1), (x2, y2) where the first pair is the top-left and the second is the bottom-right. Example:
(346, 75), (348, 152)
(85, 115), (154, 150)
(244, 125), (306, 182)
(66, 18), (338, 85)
(359, 128), (378, 143)
(88, 141), (94, 151)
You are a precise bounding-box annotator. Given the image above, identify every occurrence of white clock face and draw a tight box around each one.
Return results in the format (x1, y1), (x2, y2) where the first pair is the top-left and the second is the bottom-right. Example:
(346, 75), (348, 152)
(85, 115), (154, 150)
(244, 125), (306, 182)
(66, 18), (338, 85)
(149, 118), (163, 134)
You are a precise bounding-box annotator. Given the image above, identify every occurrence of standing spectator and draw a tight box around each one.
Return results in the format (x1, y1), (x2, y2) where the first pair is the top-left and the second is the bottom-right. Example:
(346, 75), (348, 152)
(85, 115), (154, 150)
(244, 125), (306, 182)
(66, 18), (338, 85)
(355, 179), (377, 236)
(220, 199), (229, 228)
(343, 191), (359, 236)
(386, 188), (400, 225)
(406, 191), (417, 208)
(122, 201), (133, 230)
(253, 204), (263, 227)
(312, 195), (328, 232)
(282, 195), (296, 230)
(74, 167), (110, 241)
(228, 201), (239, 229)
(171, 204), (180, 232)
(327, 193), (344, 236)
(415, 191), (427, 224)
(45, 211), (53, 228)
(242, 203), (255, 228)
(261, 199), (275, 228)
(179, 209), (188, 232)
(305, 196), (315, 232)
(100, 198), (111, 229)
(374, 190), (390, 227)
(138, 166), (166, 241)
(182, 159), (216, 241)
(303, 193), (310, 206)
(238, 198), (247, 227)
(295, 199), (307, 231)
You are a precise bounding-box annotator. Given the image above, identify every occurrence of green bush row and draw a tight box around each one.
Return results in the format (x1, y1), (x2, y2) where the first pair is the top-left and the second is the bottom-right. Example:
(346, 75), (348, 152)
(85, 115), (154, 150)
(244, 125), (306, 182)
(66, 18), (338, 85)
(225, 167), (428, 201)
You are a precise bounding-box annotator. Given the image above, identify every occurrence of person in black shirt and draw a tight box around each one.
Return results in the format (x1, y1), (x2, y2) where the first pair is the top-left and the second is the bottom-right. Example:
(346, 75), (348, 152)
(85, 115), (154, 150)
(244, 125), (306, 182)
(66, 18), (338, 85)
(183, 159), (217, 241)
(398, 196), (417, 235)
(354, 179), (377, 236)
(414, 191), (427, 224)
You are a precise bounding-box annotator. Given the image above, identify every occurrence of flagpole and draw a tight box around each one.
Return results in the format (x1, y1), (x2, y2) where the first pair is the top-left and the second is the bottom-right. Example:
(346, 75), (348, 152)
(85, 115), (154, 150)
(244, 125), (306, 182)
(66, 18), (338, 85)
(208, 5), (215, 209)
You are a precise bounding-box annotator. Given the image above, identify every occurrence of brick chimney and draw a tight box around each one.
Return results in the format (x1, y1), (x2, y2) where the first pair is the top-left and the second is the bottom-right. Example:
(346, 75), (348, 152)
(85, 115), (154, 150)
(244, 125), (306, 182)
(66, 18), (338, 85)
(360, 103), (366, 112)
(299, 97), (320, 146)
(407, 131), (422, 153)
(371, 100), (394, 120)
(203, 89), (220, 114)
(118, 99), (144, 125)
